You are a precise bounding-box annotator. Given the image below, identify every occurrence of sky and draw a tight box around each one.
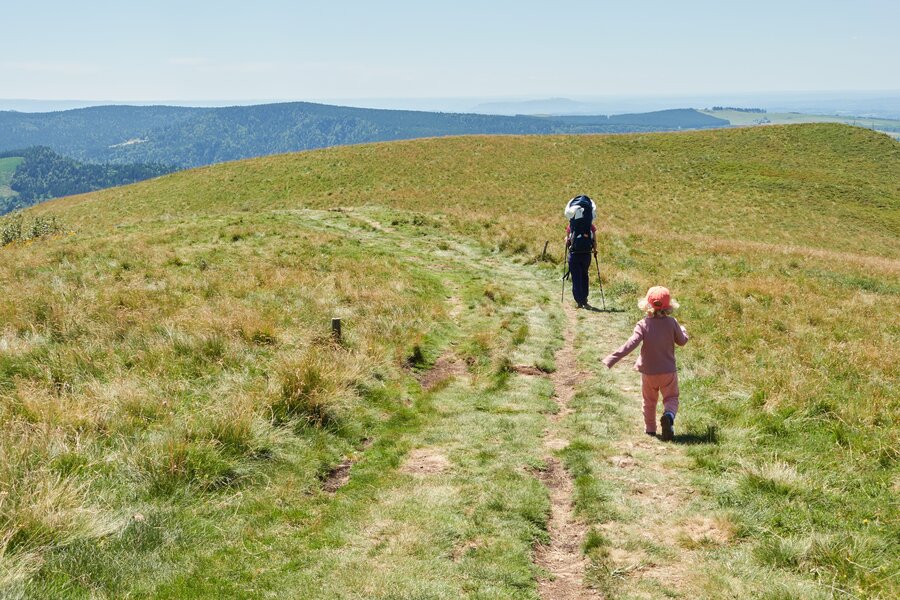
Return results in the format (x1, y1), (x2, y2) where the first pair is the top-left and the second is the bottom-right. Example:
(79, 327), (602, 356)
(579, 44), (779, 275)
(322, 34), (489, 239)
(2, 0), (898, 103)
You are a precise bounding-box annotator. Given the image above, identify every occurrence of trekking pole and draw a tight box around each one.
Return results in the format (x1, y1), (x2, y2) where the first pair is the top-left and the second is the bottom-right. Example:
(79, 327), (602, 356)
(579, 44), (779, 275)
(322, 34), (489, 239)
(560, 245), (570, 303)
(593, 249), (607, 310)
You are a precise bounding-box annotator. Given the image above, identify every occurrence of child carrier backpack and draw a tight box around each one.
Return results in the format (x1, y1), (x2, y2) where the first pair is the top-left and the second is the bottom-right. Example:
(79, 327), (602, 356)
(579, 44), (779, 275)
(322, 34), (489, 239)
(565, 195), (595, 254)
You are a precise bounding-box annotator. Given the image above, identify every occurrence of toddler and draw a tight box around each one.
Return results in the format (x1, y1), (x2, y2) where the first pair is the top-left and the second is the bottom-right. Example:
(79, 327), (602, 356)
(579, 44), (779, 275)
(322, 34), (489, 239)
(602, 286), (689, 441)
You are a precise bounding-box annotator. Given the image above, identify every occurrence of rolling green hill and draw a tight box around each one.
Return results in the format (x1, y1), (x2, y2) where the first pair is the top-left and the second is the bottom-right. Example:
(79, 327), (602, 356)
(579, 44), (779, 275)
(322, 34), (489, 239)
(2, 123), (897, 598)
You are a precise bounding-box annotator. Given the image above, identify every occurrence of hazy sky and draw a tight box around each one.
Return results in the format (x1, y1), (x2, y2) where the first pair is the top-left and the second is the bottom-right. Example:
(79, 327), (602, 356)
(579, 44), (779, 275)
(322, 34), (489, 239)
(2, 0), (898, 101)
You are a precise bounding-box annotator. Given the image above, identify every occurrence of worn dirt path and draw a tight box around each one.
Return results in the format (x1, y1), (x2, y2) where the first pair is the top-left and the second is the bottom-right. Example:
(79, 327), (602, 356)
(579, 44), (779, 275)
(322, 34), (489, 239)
(283, 207), (724, 598)
(535, 305), (601, 600)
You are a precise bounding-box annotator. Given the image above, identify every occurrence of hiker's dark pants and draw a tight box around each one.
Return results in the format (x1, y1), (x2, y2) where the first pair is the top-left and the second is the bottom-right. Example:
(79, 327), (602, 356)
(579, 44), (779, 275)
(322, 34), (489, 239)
(569, 252), (592, 305)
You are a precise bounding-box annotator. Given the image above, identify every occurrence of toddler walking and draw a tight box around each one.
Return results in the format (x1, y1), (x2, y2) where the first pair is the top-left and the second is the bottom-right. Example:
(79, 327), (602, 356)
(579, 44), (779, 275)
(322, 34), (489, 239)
(602, 286), (689, 441)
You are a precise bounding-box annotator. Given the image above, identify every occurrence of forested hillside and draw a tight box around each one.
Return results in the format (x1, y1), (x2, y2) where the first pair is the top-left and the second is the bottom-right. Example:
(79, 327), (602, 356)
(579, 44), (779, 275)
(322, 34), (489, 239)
(0, 103), (729, 169)
(0, 147), (173, 214)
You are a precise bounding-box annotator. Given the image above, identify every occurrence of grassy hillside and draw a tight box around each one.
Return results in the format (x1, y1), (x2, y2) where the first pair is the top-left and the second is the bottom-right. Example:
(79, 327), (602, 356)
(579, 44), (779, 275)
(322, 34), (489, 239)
(51, 122), (897, 258)
(703, 108), (900, 128)
(3, 123), (898, 598)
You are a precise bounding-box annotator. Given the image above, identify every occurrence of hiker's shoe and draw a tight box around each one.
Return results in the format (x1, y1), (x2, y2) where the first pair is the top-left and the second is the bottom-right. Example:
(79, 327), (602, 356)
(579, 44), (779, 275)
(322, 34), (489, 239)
(660, 412), (675, 442)
(576, 303), (585, 309)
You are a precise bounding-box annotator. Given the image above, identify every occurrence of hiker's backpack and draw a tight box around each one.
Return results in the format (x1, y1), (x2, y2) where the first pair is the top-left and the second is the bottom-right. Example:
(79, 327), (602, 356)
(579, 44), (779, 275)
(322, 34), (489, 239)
(565, 195), (595, 254)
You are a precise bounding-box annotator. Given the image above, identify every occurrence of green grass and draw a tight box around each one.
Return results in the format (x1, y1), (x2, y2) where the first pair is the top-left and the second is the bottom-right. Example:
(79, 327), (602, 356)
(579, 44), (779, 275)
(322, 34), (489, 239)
(702, 108), (900, 131)
(1, 123), (898, 597)
(0, 156), (23, 198)
(10, 205), (566, 598)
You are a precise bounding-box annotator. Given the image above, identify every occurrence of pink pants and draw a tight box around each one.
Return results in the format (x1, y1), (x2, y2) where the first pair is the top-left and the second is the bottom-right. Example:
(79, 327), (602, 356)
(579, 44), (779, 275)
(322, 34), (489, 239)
(641, 372), (679, 433)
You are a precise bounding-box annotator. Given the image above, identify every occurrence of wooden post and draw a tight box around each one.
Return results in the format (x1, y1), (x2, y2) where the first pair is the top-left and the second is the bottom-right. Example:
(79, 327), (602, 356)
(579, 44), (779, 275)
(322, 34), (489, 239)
(541, 240), (549, 261)
(331, 318), (342, 342)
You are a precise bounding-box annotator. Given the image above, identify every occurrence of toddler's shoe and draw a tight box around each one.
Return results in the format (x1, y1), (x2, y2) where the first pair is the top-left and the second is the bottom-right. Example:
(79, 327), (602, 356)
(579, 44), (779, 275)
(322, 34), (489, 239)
(645, 431), (657, 437)
(660, 412), (675, 442)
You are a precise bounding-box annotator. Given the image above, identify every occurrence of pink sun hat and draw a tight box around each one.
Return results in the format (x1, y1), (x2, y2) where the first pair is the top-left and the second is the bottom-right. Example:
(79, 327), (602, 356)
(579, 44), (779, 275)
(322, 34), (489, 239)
(646, 286), (672, 311)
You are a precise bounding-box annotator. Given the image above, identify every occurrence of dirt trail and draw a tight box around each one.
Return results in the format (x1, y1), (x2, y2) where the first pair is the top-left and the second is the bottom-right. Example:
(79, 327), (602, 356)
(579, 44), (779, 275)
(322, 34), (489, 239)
(535, 305), (601, 600)
(289, 208), (721, 596)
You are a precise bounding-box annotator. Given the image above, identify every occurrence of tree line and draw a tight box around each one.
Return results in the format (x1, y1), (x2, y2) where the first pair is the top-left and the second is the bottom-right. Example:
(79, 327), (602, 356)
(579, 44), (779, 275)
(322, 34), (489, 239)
(0, 147), (174, 214)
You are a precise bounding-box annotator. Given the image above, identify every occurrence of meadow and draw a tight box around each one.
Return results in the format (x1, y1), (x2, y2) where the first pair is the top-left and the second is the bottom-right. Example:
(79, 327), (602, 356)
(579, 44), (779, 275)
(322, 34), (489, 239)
(701, 108), (900, 128)
(0, 157), (23, 199)
(701, 109), (900, 140)
(1, 123), (897, 598)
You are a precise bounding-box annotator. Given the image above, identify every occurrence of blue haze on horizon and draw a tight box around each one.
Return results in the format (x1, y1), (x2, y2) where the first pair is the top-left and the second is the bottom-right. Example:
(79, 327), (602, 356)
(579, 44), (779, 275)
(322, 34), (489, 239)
(1, 0), (898, 113)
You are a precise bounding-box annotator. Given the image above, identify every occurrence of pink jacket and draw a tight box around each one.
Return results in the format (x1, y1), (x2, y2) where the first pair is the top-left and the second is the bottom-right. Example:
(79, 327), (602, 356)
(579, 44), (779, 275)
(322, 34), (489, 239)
(603, 316), (689, 374)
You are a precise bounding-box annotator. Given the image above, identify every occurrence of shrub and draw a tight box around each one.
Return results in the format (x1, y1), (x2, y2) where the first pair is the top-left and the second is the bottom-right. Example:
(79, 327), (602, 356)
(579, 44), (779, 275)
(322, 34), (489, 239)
(0, 214), (63, 246)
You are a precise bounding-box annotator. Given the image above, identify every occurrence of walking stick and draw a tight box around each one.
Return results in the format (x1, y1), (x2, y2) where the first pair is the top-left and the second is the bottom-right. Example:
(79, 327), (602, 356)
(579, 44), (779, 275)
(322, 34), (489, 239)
(593, 249), (607, 310)
(560, 244), (570, 303)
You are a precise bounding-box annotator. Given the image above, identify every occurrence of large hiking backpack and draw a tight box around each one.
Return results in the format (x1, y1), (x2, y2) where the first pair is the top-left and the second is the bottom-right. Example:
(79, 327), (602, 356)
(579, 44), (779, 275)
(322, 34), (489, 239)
(565, 195), (595, 254)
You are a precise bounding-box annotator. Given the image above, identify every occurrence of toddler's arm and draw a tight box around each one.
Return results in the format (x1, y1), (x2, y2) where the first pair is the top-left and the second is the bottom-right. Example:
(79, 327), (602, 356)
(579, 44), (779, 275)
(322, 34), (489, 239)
(602, 323), (644, 369)
(675, 320), (689, 346)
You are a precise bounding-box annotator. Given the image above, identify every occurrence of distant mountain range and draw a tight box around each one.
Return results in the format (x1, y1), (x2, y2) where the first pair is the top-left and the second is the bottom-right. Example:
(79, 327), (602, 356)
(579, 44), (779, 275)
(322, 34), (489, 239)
(0, 103), (728, 170)
(0, 102), (735, 212)
(4, 91), (899, 118)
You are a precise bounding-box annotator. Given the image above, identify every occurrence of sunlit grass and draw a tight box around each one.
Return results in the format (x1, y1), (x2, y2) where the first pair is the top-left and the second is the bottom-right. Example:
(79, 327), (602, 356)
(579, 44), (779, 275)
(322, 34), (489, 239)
(2, 123), (897, 596)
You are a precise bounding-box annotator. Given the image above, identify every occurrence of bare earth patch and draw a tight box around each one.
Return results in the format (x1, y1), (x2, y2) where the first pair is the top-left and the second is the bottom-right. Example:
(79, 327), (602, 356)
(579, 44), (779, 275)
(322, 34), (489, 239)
(608, 454), (637, 469)
(400, 448), (451, 476)
(675, 516), (734, 547)
(322, 459), (353, 493)
(545, 437), (570, 451)
(513, 364), (550, 377)
(321, 438), (373, 493)
(420, 354), (467, 391)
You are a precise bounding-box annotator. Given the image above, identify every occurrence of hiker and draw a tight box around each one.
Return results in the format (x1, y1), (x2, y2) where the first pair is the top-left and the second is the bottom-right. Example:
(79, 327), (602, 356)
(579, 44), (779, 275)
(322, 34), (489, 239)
(564, 195), (596, 308)
(601, 286), (689, 441)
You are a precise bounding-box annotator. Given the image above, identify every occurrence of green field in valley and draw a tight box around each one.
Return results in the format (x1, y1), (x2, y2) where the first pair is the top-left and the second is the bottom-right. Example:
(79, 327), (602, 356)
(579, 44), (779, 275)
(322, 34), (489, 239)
(1, 123), (898, 598)
(702, 109), (900, 139)
(0, 156), (23, 198)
